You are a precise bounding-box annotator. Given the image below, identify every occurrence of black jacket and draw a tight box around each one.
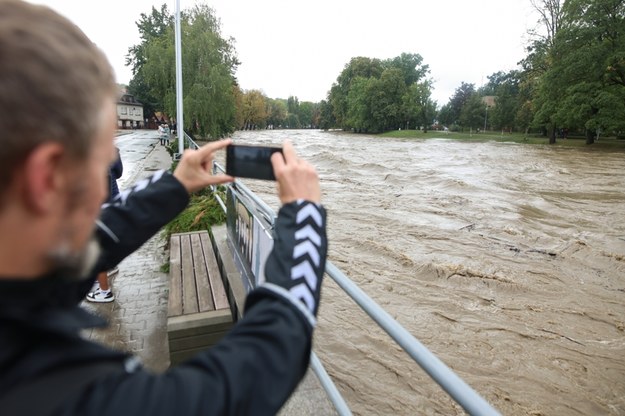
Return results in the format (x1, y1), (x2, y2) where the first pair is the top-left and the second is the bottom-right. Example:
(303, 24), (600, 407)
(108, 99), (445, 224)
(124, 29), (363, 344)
(108, 147), (123, 199)
(0, 171), (325, 415)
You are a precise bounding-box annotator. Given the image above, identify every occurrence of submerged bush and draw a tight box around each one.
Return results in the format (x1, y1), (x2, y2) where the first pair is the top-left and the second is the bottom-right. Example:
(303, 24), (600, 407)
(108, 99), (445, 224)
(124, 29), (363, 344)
(163, 186), (227, 242)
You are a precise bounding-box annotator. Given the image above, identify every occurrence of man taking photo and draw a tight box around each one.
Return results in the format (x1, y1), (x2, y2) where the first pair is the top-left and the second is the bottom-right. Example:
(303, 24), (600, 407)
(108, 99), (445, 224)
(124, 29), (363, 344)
(0, 2), (327, 415)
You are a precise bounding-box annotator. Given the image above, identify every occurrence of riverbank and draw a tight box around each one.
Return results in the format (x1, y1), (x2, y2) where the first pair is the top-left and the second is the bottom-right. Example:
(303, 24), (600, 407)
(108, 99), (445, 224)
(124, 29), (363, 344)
(381, 129), (625, 148)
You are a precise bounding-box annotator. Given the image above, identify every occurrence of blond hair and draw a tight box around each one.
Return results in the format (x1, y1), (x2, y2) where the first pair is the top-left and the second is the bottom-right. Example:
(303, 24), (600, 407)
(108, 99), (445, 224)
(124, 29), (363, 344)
(0, 0), (117, 195)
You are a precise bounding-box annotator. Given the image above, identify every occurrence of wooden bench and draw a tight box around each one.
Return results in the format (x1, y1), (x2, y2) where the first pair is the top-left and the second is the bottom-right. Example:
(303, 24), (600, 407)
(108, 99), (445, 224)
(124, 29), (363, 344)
(167, 230), (233, 366)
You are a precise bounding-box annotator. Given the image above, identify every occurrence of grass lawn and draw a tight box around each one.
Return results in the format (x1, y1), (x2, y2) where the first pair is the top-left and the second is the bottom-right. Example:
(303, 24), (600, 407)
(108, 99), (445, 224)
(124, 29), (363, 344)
(380, 129), (625, 149)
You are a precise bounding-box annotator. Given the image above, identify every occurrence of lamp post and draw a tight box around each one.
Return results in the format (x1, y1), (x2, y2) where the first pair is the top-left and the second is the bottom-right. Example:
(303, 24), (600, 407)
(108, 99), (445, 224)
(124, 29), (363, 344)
(175, 0), (184, 157)
(484, 105), (488, 133)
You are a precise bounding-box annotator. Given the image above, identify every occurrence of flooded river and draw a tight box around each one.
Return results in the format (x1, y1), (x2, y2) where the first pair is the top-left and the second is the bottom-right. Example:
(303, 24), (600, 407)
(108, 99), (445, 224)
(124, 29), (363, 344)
(227, 130), (625, 415)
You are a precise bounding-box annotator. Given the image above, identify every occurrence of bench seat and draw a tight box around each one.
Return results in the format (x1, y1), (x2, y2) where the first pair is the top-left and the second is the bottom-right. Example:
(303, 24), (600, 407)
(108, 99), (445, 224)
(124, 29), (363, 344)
(167, 230), (233, 365)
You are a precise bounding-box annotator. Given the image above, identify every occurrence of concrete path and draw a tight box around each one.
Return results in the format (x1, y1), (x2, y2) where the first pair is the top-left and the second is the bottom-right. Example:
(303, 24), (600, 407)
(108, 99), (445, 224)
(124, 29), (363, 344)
(82, 136), (173, 372)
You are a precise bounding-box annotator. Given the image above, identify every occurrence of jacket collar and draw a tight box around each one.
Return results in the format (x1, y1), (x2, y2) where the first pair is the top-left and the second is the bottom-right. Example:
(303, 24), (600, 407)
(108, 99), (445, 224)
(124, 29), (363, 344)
(0, 272), (107, 333)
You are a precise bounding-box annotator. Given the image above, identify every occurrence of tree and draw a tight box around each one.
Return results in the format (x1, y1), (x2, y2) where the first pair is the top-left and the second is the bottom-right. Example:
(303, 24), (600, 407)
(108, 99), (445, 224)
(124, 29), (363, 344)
(318, 100), (336, 130)
(484, 71), (522, 131)
(523, 0), (565, 142)
(126, 5), (173, 121)
(240, 90), (267, 129)
(329, 57), (384, 127)
(447, 82), (476, 126)
(533, 0), (625, 144)
(266, 98), (287, 128)
(328, 53), (432, 133)
(459, 93), (486, 131)
(127, 4), (239, 138)
(298, 102), (315, 128)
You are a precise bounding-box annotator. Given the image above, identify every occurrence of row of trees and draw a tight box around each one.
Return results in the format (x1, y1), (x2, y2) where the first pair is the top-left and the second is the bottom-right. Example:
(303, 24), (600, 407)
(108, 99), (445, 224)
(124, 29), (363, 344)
(127, 1), (624, 143)
(126, 4), (323, 138)
(438, 0), (625, 143)
(325, 53), (436, 133)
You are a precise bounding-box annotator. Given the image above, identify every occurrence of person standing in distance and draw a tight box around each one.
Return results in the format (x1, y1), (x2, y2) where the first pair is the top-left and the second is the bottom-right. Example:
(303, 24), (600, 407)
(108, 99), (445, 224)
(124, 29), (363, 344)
(86, 146), (123, 302)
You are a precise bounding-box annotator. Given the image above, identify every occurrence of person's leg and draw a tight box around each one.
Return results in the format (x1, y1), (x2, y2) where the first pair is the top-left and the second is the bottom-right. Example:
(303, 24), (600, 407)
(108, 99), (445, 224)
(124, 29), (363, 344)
(97, 271), (109, 291)
(86, 271), (114, 303)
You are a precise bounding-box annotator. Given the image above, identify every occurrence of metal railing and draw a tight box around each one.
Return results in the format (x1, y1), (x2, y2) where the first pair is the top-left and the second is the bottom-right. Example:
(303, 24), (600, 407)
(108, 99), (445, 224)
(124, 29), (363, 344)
(207, 161), (500, 416)
(173, 131), (200, 160)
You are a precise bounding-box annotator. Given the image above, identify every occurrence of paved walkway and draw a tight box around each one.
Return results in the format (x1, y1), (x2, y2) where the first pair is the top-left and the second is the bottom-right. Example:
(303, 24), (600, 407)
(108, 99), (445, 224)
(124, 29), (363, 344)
(82, 141), (173, 372)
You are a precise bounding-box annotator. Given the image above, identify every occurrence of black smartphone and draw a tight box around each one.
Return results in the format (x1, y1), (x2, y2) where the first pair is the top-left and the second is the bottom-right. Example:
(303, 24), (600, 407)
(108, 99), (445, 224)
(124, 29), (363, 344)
(226, 144), (283, 181)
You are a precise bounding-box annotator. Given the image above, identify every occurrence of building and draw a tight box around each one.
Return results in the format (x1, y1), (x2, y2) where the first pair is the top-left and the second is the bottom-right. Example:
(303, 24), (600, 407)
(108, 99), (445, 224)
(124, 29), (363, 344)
(482, 96), (496, 108)
(117, 93), (145, 129)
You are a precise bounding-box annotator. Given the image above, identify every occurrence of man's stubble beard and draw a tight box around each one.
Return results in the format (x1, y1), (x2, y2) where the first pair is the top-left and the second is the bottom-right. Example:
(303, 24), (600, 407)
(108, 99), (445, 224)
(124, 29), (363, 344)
(46, 233), (101, 280)
(46, 176), (103, 280)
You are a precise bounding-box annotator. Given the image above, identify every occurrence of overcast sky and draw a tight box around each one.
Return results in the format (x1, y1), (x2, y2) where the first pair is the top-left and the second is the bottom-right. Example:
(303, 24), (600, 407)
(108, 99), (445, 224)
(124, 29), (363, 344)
(30, 0), (539, 106)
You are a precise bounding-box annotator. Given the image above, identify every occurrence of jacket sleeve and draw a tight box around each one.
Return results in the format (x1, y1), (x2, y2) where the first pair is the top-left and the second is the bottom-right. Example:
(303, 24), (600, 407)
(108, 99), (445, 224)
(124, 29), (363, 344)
(75, 295), (313, 416)
(69, 202), (328, 416)
(94, 170), (189, 272)
(110, 155), (123, 180)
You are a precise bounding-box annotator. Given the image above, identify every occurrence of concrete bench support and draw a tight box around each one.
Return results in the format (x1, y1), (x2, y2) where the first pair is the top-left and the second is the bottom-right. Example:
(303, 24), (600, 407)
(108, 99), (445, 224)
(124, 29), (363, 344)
(167, 231), (233, 366)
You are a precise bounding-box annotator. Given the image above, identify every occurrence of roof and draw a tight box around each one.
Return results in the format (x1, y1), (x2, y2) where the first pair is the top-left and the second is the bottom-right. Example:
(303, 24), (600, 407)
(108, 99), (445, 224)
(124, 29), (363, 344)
(117, 93), (143, 106)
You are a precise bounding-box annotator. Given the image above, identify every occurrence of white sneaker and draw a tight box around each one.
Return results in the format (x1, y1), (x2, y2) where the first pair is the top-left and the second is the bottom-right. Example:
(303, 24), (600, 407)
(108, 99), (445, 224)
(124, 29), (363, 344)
(86, 289), (115, 303)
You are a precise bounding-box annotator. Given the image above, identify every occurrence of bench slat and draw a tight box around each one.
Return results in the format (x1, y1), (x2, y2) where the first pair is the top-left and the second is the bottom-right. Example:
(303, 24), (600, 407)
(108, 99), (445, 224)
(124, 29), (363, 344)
(190, 232), (215, 313)
(168, 234), (183, 317)
(180, 234), (199, 314)
(199, 231), (230, 311)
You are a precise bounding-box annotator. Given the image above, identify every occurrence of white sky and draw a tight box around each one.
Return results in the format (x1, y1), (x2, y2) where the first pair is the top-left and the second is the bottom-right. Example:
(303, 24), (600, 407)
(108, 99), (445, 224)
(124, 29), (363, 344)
(30, 0), (539, 106)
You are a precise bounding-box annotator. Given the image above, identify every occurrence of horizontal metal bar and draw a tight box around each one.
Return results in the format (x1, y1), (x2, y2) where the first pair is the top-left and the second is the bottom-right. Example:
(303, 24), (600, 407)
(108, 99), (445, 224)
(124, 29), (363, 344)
(183, 131), (199, 149)
(324, 262), (501, 416)
(310, 352), (352, 416)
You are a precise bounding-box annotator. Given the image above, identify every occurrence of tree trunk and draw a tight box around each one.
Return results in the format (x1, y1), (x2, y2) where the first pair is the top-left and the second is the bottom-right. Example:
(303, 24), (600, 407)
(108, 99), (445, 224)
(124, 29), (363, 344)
(586, 129), (595, 145)
(549, 125), (557, 144)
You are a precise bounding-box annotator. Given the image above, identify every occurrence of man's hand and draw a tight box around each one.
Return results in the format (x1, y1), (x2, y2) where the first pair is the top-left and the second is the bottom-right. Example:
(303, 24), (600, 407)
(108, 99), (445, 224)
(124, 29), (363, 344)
(271, 141), (320, 204)
(173, 139), (234, 193)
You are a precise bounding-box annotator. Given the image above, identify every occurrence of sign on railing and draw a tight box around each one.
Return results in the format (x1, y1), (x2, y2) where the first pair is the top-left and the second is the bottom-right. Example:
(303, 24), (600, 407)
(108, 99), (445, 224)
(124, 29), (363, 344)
(225, 184), (274, 291)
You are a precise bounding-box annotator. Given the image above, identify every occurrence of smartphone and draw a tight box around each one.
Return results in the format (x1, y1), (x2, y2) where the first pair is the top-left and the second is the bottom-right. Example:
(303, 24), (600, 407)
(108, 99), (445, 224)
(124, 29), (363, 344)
(226, 144), (283, 181)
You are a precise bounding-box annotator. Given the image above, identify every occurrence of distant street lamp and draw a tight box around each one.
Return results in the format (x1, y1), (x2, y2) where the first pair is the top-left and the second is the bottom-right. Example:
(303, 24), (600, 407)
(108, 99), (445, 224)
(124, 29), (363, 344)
(484, 105), (488, 133)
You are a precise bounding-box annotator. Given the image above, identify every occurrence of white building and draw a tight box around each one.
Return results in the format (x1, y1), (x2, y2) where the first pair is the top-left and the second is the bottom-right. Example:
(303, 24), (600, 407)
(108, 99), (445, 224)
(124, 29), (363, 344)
(117, 93), (144, 129)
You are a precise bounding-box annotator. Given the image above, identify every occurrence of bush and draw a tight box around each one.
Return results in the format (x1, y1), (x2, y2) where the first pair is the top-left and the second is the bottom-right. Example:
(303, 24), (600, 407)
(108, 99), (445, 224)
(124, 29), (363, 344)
(163, 186), (227, 242)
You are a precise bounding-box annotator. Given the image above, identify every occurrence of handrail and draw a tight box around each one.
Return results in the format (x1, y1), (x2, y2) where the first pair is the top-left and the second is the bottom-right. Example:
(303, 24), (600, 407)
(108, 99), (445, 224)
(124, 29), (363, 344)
(325, 262), (501, 416)
(209, 161), (501, 415)
(183, 131), (200, 150)
(173, 131), (200, 160)
(310, 352), (352, 416)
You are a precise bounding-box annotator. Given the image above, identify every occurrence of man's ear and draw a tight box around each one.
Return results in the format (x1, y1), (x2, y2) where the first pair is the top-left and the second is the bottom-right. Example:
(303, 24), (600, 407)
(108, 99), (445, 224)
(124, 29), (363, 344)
(22, 143), (66, 214)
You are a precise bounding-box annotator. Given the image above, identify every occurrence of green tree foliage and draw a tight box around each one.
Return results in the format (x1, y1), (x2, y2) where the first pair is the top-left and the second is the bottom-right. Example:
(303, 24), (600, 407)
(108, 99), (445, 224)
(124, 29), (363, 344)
(299, 102), (314, 128)
(318, 100), (336, 130)
(127, 4), (239, 138)
(459, 93), (486, 130)
(483, 71), (522, 131)
(328, 53), (432, 133)
(239, 89), (267, 129)
(447, 82), (476, 127)
(266, 99), (287, 128)
(329, 57), (384, 127)
(286, 96), (301, 128)
(126, 5), (173, 119)
(534, 0), (625, 143)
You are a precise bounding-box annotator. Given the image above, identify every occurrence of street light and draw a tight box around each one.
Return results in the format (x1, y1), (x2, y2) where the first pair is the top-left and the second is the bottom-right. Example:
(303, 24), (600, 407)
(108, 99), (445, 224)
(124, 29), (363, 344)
(484, 105), (488, 133)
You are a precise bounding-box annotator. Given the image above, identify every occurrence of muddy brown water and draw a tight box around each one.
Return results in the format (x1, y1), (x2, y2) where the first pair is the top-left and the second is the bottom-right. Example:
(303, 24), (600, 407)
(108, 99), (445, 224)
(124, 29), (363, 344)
(223, 130), (625, 415)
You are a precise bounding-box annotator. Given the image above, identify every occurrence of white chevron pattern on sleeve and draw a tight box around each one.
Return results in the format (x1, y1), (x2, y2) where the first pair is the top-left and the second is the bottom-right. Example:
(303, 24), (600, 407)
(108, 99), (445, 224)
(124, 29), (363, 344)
(291, 260), (318, 290)
(294, 225), (321, 247)
(111, 170), (166, 207)
(293, 240), (320, 267)
(288, 202), (324, 314)
(295, 204), (323, 227)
